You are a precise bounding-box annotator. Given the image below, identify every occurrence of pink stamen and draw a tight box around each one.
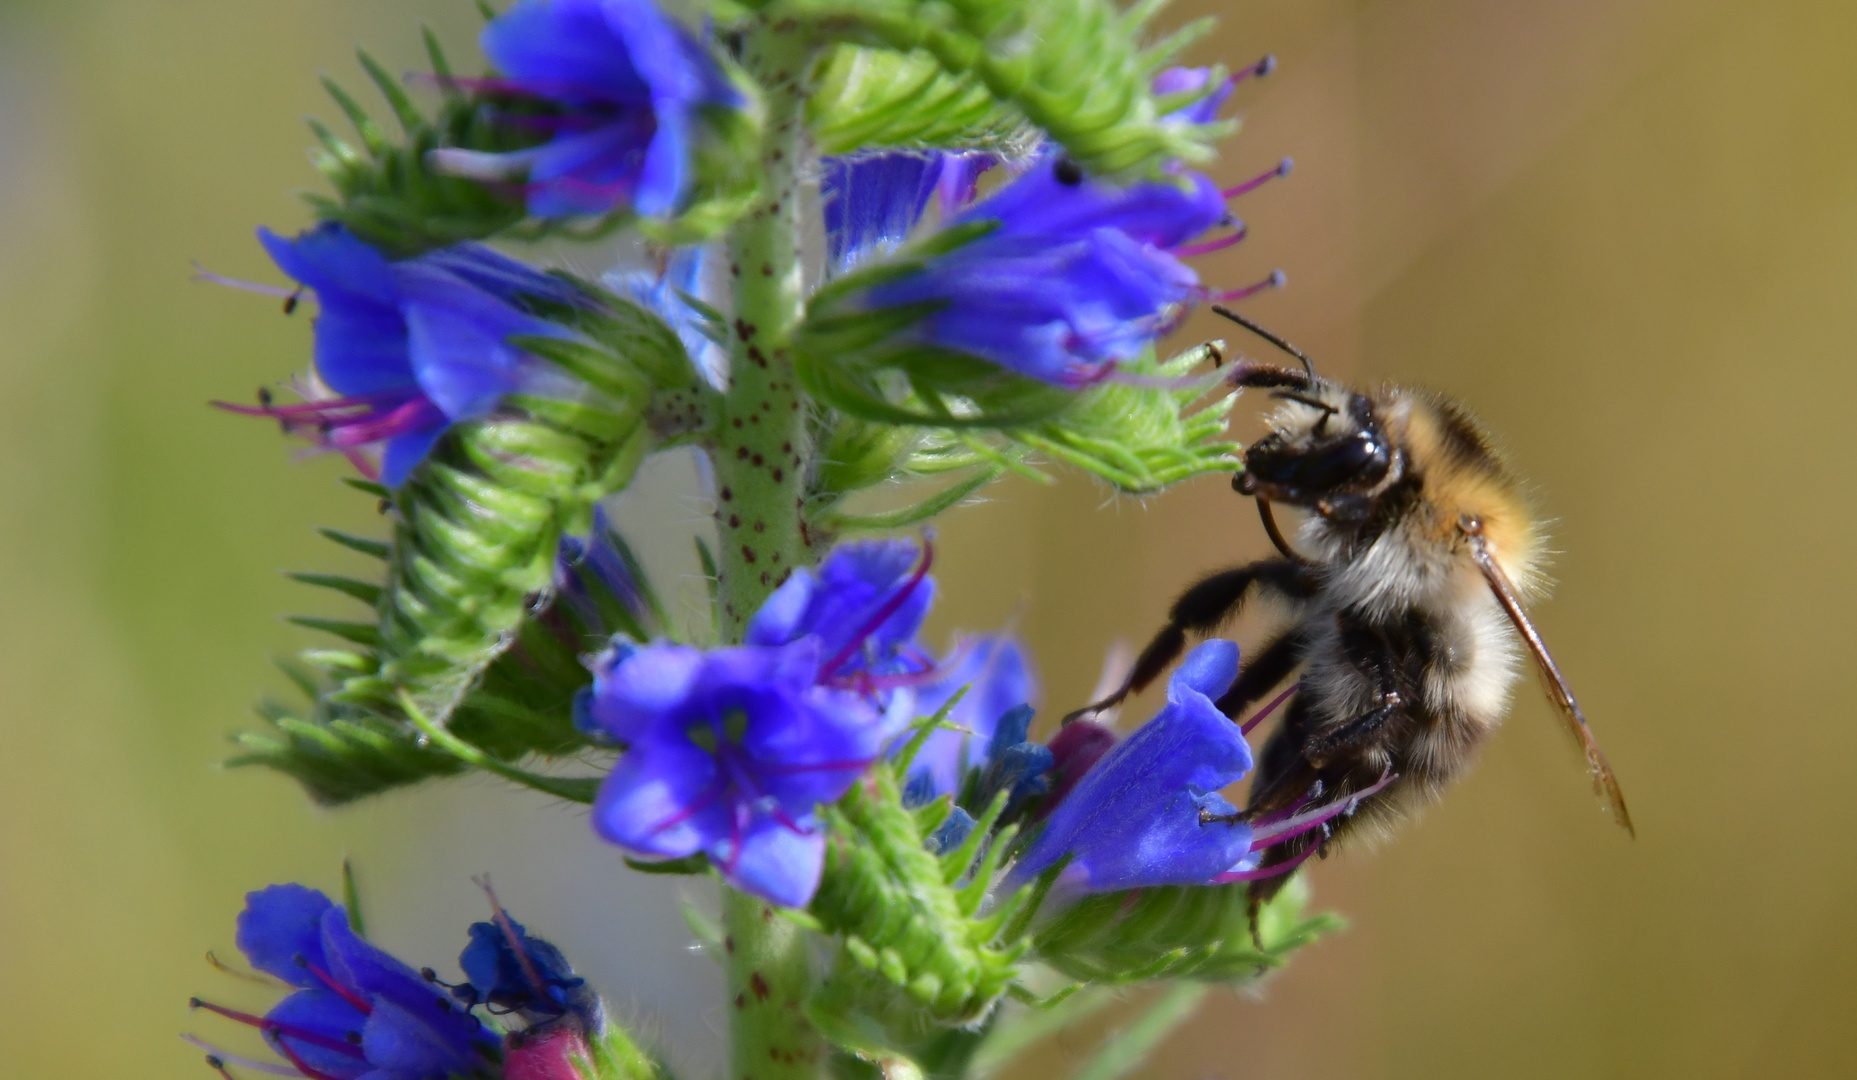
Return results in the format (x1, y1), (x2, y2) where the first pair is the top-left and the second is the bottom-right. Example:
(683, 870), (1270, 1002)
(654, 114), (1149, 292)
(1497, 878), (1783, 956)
(216, 391), (443, 465)
(1241, 682), (1300, 735)
(476, 875), (547, 997)
(765, 802), (815, 836)
(1248, 771), (1397, 849)
(190, 261), (301, 301)
(724, 804), (748, 877)
(1208, 269), (1285, 303)
(1222, 158), (1293, 200)
(1212, 839), (1321, 884)
(339, 448), (382, 481)
(1173, 224), (1249, 259)
(189, 1000), (366, 1059)
(524, 175), (640, 202)
(323, 397), (444, 448)
(300, 960), (372, 1016)
(180, 1038), (302, 1078)
(644, 779), (728, 838)
(271, 1036), (348, 1080)
(819, 538), (936, 680)
(851, 667), (950, 691)
(1249, 777), (1330, 829)
(1231, 54), (1277, 86)
(214, 390), (404, 420)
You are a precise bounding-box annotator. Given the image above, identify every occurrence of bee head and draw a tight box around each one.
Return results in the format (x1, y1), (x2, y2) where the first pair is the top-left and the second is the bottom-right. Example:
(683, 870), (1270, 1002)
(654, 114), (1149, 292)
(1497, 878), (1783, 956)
(1236, 383), (1394, 511)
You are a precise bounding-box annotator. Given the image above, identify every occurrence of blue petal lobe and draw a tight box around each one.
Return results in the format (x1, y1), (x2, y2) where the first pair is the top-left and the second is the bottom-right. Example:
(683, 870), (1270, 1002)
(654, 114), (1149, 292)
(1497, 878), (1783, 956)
(236, 884), (335, 986)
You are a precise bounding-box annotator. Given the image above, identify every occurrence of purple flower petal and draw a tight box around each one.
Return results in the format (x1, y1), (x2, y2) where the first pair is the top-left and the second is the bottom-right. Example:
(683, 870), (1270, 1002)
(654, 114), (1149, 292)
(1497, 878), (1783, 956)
(719, 814), (827, 909)
(472, 0), (737, 218)
(908, 633), (1038, 797)
(1010, 640), (1253, 892)
(264, 988), (372, 1080)
(236, 884), (335, 987)
(593, 730), (726, 859)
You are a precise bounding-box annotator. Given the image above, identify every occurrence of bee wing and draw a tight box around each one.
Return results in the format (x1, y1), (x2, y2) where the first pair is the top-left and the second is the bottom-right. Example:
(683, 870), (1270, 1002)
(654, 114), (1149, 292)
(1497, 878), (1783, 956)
(1464, 523), (1635, 837)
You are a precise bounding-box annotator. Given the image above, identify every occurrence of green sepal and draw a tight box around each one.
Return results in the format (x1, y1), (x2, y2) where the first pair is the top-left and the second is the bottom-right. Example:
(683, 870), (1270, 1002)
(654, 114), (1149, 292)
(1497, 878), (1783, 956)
(779, 0), (1225, 179)
(625, 854), (712, 876)
(573, 1025), (671, 1080)
(235, 311), (680, 803)
(1031, 874), (1343, 984)
(808, 44), (1036, 155)
(992, 341), (1241, 493)
(806, 761), (1031, 1048)
(230, 690), (465, 807)
(306, 44), (536, 255)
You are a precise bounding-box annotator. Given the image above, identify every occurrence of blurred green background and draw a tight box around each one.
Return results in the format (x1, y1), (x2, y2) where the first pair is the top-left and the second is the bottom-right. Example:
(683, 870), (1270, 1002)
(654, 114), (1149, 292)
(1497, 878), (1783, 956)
(4, 0), (1856, 1076)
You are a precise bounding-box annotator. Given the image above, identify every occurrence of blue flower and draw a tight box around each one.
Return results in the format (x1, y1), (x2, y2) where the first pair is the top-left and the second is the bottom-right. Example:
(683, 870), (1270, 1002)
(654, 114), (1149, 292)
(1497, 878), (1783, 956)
(822, 151), (995, 272)
(434, 0), (738, 219)
(556, 504), (657, 639)
(458, 911), (602, 1033)
(906, 632), (1039, 798)
(602, 245), (726, 388)
(193, 883), (495, 1080)
(746, 537), (935, 683)
(221, 223), (574, 487)
(579, 638), (893, 906)
(972, 703), (1055, 810)
(1008, 640), (1257, 893)
(864, 157), (1228, 386)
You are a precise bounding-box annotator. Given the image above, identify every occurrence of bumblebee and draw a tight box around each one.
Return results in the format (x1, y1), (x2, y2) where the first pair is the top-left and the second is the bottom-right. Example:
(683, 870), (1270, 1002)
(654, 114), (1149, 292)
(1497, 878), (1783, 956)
(1070, 308), (1632, 911)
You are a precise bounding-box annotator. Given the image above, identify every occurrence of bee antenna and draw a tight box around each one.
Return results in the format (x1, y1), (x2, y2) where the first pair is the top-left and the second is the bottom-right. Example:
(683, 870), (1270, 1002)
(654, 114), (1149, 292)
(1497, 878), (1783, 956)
(1210, 304), (1318, 383)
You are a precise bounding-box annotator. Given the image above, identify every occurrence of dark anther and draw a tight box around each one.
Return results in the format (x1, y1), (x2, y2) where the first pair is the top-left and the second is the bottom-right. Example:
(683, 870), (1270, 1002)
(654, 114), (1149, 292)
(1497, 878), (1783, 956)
(188, 996), (205, 1009)
(282, 285), (304, 315)
(293, 953), (309, 967)
(421, 967), (440, 982)
(345, 1031), (363, 1045)
(256, 387), (273, 407)
(1053, 156), (1085, 185)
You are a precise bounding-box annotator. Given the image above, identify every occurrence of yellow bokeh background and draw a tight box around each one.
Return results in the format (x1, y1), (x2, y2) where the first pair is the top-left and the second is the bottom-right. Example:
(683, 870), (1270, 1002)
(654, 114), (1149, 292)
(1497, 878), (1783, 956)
(4, 1), (1856, 1077)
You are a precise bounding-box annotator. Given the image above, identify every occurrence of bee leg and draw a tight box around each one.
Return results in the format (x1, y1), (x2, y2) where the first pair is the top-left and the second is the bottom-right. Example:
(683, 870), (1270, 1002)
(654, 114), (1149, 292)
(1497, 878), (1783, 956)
(1214, 628), (1306, 721)
(1062, 559), (1311, 724)
(1303, 694), (1402, 767)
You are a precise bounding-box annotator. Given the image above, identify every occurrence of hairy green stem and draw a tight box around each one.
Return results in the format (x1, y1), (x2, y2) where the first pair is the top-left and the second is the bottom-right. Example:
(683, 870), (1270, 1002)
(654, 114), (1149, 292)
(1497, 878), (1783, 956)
(716, 20), (825, 1080)
(714, 20), (818, 641)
